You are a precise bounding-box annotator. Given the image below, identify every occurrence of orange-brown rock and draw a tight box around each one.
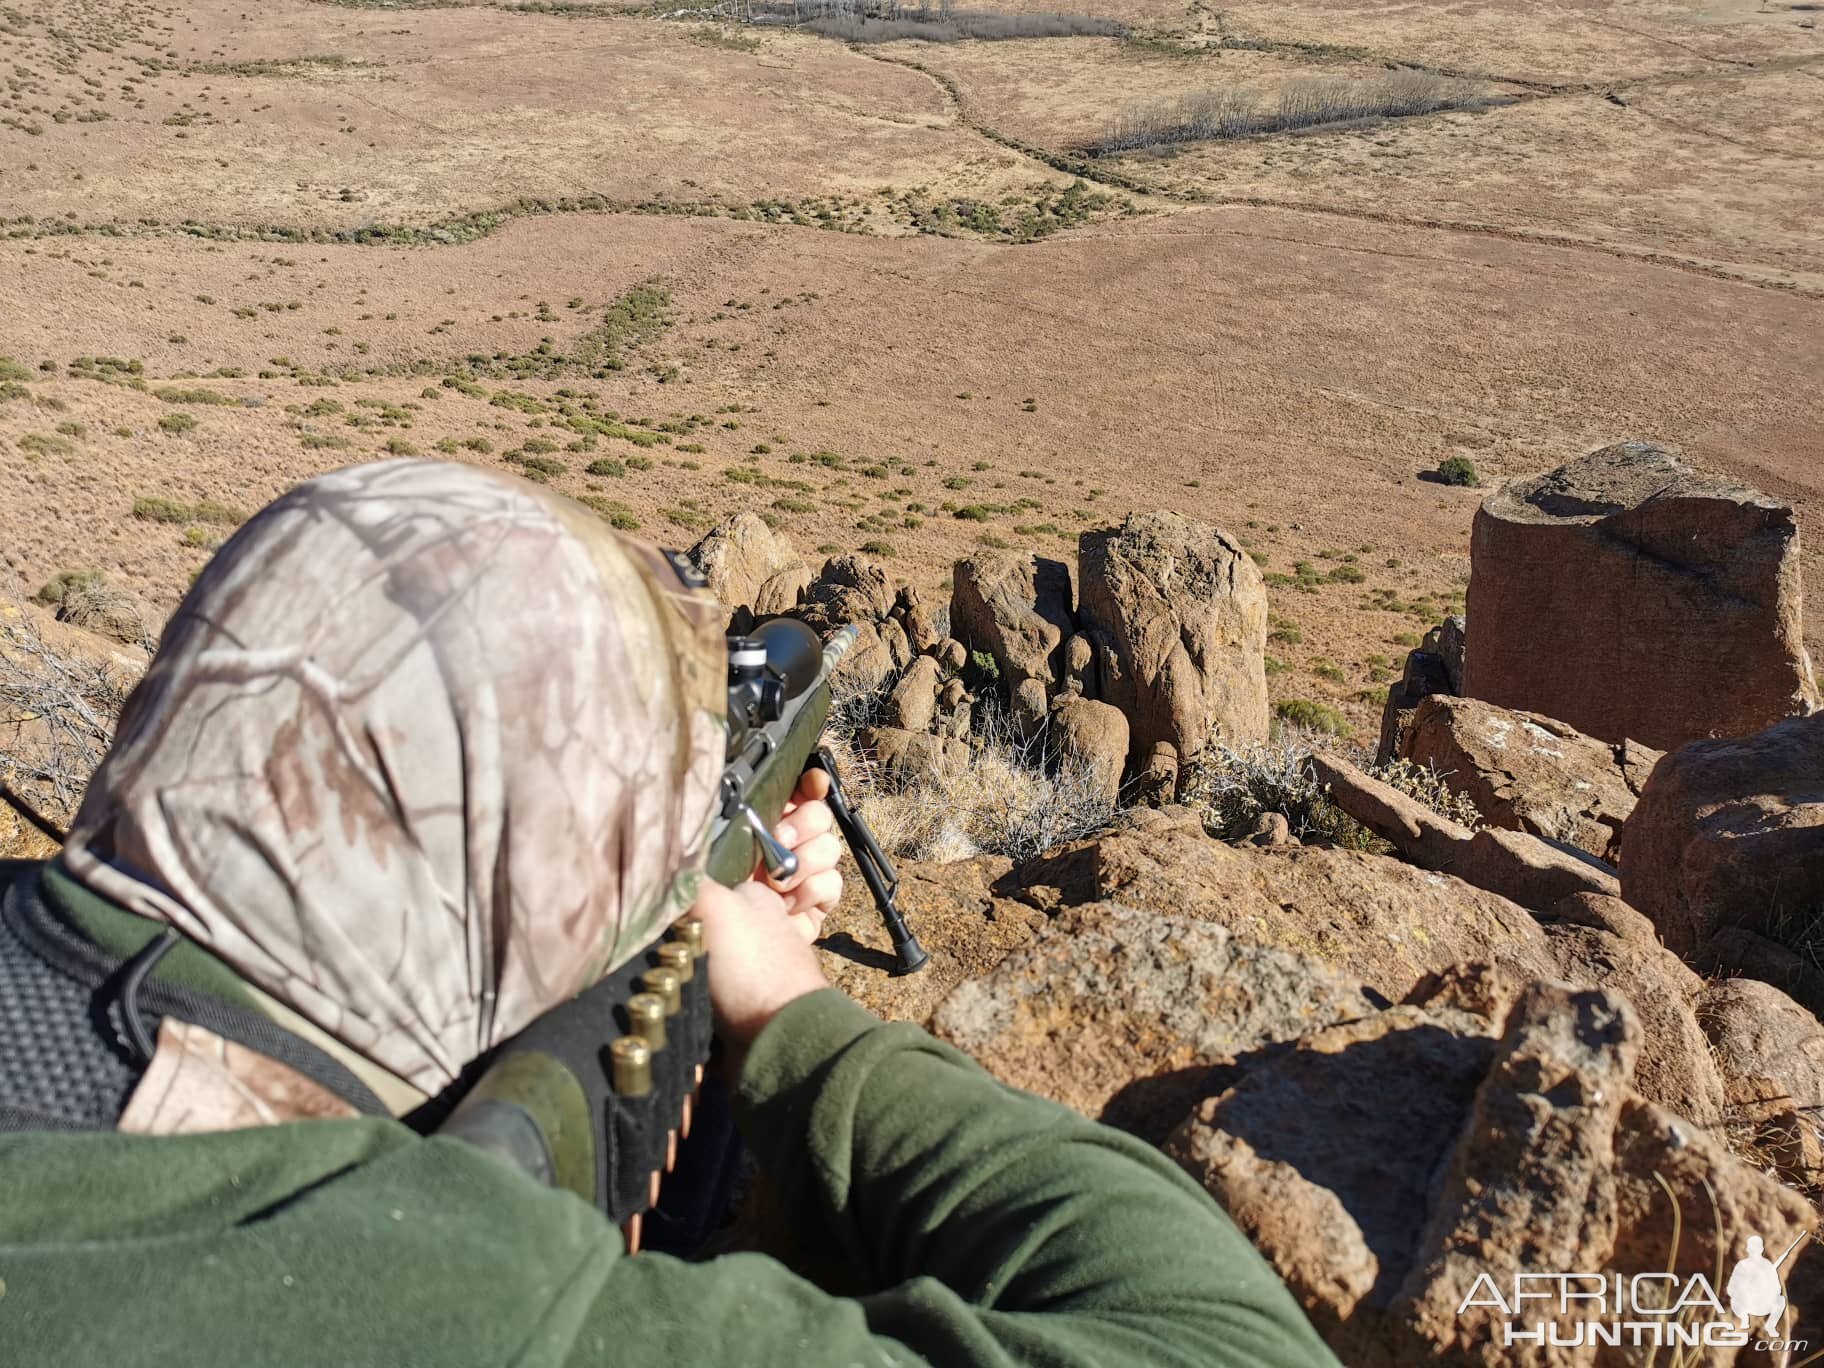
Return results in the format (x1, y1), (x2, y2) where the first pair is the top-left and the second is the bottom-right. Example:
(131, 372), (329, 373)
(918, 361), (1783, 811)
(1462, 442), (1818, 750)
(1309, 750), (1619, 911)
(1699, 976), (1824, 1195)
(1168, 980), (1822, 1366)
(1077, 511), (1269, 767)
(1399, 695), (1661, 863)
(930, 901), (1374, 1142)
(685, 513), (809, 624)
(1622, 712), (1824, 963)
(948, 550), (1074, 724)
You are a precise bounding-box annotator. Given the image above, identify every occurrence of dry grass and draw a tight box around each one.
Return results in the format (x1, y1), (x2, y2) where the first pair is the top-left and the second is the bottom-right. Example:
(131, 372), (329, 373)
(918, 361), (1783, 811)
(1182, 727), (1482, 847)
(827, 679), (1119, 862)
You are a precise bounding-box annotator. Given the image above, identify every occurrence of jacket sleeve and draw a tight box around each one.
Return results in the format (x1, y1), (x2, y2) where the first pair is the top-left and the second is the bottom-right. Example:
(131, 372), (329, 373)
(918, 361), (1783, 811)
(574, 987), (1336, 1367)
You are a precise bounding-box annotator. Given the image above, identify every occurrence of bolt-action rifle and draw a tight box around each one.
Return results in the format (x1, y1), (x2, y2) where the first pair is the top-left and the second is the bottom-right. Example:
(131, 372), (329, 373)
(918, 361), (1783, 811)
(706, 615), (927, 977)
(438, 610), (925, 1248)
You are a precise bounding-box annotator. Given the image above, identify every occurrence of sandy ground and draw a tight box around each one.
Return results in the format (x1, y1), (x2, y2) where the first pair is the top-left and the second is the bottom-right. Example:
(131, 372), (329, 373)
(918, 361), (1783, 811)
(1, 0), (1819, 738)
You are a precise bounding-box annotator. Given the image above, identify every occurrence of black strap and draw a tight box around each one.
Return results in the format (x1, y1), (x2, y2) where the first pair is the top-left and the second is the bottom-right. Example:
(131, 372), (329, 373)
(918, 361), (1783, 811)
(4, 871), (389, 1118)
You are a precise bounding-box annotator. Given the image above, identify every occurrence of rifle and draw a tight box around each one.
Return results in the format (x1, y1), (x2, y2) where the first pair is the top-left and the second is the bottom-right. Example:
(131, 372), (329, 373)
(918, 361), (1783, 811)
(439, 616), (926, 1248)
(705, 616), (927, 977)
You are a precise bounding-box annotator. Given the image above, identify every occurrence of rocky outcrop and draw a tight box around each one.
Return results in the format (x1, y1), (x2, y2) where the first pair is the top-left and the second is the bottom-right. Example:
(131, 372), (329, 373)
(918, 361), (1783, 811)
(1011, 805), (1556, 1002)
(1461, 442), (1819, 750)
(1078, 511), (1269, 772)
(1398, 695), (1661, 862)
(949, 552), (1074, 725)
(1622, 713), (1824, 971)
(686, 513), (809, 627)
(1308, 751), (1620, 911)
(1167, 979), (1822, 1366)
(1699, 977), (1824, 1195)
(932, 902), (1374, 1142)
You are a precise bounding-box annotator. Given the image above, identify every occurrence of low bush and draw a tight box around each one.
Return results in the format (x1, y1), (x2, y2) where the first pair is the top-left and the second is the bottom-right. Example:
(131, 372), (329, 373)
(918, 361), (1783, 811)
(1435, 455), (1481, 487)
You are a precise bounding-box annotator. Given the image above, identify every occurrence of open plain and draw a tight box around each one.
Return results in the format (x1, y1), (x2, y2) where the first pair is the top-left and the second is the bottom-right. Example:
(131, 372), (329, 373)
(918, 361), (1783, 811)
(2, 0), (1820, 737)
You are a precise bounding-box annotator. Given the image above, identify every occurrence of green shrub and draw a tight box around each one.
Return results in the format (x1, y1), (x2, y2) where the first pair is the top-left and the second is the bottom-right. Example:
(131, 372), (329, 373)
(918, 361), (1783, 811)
(512, 453), (566, 478)
(157, 412), (198, 435)
(575, 495), (639, 531)
(34, 568), (106, 606)
(154, 386), (235, 406)
(382, 438), (419, 456)
(132, 496), (190, 524)
(1435, 455), (1480, 487)
(300, 433), (353, 450)
(860, 540), (896, 558)
(18, 432), (75, 458)
(586, 458), (626, 477)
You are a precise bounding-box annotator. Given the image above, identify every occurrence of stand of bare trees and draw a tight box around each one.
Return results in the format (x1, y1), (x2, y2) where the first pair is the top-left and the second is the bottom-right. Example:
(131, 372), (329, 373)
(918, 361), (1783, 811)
(1094, 70), (1487, 154)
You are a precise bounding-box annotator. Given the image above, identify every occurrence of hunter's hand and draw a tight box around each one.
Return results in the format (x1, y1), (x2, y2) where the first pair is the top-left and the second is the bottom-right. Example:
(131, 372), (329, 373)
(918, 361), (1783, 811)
(691, 878), (828, 1075)
(765, 769), (842, 942)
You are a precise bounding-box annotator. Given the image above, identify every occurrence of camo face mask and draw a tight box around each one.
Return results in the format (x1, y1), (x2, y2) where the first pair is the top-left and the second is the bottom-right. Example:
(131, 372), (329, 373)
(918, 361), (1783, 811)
(60, 459), (724, 1094)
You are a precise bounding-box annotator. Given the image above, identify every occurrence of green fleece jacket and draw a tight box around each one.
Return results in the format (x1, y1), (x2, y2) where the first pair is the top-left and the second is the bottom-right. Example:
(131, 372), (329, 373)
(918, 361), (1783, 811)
(0, 987), (1336, 1367)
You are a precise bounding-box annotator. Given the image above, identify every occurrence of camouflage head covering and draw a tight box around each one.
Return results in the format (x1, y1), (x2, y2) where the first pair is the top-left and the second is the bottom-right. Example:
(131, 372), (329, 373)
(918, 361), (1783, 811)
(60, 459), (725, 1093)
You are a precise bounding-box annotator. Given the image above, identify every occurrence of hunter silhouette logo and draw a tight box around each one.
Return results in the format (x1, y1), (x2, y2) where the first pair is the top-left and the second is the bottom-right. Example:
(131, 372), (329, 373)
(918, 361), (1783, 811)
(1459, 1229), (1812, 1353)
(1729, 1233), (1807, 1338)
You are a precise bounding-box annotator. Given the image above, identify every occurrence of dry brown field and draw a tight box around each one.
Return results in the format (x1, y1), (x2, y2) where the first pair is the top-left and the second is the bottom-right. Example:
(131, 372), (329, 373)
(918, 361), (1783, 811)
(2, 0), (1819, 739)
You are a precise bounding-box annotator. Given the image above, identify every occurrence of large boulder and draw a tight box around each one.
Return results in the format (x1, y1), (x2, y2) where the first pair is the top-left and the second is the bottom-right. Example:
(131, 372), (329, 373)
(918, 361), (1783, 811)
(1622, 712), (1824, 963)
(1698, 977), (1824, 1195)
(932, 902), (1375, 1142)
(823, 805), (1722, 1127)
(886, 655), (942, 732)
(686, 513), (809, 621)
(948, 552), (1074, 721)
(1168, 979), (1823, 1365)
(795, 554), (893, 633)
(1398, 695), (1662, 863)
(1461, 442), (1818, 750)
(1077, 512), (1269, 771)
(1048, 696), (1128, 805)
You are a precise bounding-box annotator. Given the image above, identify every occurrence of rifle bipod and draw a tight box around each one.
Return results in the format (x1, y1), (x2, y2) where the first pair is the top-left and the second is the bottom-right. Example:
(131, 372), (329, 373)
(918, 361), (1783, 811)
(806, 747), (928, 976)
